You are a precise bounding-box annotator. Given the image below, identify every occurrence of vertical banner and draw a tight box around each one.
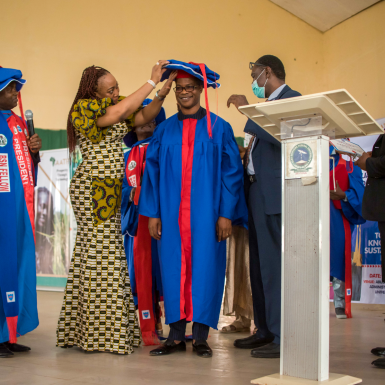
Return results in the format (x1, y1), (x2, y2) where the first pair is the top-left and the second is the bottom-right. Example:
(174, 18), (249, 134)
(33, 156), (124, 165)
(35, 149), (72, 278)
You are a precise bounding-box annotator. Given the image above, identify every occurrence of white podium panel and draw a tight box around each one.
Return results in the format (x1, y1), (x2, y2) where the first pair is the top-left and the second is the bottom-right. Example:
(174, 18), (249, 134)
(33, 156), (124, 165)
(281, 136), (330, 381)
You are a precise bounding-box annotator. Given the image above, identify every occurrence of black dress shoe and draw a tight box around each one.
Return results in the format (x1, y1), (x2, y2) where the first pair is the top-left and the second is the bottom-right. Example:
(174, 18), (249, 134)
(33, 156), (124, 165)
(234, 333), (274, 349)
(5, 342), (31, 352)
(193, 340), (212, 358)
(372, 358), (385, 369)
(371, 347), (385, 357)
(251, 342), (280, 358)
(150, 340), (186, 356)
(0, 343), (13, 358)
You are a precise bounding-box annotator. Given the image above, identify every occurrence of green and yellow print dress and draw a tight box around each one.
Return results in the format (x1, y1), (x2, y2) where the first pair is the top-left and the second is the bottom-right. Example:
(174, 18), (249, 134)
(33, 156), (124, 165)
(57, 97), (141, 354)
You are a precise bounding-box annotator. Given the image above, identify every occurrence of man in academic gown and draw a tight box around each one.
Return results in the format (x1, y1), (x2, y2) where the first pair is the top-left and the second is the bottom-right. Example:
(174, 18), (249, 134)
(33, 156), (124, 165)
(121, 99), (166, 345)
(0, 67), (41, 358)
(139, 60), (247, 358)
(227, 55), (301, 358)
(329, 146), (365, 319)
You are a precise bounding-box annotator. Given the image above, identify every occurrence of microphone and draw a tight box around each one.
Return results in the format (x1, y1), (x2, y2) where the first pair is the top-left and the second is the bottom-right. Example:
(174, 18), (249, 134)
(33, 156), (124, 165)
(25, 110), (35, 137)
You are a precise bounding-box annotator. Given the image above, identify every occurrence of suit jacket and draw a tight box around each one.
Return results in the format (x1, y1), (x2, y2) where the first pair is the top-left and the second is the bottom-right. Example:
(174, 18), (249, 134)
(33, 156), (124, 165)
(244, 85), (301, 215)
(362, 134), (385, 221)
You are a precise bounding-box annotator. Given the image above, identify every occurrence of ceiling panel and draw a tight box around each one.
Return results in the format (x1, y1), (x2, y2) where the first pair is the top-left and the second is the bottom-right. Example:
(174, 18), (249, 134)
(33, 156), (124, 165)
(270, 0), (381, 32)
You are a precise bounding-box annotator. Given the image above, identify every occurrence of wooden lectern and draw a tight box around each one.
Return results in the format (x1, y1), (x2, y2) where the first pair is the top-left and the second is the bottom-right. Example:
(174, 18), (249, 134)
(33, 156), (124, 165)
(239, 90), (383, 385)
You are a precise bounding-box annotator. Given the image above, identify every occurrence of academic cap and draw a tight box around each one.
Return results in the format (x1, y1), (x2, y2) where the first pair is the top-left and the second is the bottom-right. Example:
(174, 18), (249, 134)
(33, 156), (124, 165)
(123, 98), (166, 148)
(161, 60), (220, 89)
(161, 60), (220, 138)
(0, 67), (27, 92)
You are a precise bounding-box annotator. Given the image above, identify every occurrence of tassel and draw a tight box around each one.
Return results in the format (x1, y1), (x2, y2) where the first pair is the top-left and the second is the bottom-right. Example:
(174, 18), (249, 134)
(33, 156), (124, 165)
(6, 316), (18, 343)
(141, 331), (161, 346)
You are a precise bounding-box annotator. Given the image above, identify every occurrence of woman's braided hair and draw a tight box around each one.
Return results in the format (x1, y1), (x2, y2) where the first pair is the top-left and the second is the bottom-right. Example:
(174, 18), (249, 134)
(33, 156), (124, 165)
(67, 65), (109, 154)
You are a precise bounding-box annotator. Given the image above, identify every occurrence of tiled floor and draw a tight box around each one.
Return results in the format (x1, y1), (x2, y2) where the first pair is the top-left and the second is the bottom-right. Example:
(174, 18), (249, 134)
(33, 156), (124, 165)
(0, 291), (384, 384)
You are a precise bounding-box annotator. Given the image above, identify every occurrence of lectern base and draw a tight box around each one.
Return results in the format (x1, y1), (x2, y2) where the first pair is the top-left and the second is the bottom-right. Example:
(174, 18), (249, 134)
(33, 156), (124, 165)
(251, 373), (362, 385)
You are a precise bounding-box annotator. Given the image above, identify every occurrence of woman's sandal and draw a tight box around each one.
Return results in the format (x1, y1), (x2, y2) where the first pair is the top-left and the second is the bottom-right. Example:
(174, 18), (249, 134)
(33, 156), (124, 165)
(220, 320), (250, 333)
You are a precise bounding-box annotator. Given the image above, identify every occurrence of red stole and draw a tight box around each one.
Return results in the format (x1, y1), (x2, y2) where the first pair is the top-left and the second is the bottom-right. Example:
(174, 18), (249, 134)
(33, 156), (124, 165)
(7, 112), (35, 238)
(330, 157), (353, 318)
(125, 144), (160, 345)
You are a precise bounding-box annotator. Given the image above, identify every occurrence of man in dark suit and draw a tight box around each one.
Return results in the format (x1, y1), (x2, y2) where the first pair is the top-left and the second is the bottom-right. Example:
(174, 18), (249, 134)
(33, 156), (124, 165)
(227, 55), (301, 358)
(355, 133), (385, 369)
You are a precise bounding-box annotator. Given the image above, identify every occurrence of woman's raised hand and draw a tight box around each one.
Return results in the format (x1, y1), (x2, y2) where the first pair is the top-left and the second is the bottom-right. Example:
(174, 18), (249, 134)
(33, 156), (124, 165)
(150, 60), (170, 84)
(157, 71), (178, 99)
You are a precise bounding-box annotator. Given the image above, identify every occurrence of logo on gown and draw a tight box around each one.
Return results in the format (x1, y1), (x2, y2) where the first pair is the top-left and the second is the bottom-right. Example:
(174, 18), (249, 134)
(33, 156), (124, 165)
(0, 134), (7, 147)
(129, 175), (137, 187)
(14, 127), (18, 135)
(6, 291), (15, 303)
(128, 160), (137, 171)
(290, 143), (313, 172)
(17, 125), (22, 133)
(142, 310), (151, 319)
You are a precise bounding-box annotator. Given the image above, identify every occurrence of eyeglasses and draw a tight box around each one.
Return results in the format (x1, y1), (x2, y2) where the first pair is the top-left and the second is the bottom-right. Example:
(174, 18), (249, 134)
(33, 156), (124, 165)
(173, 85), (199, 93)
(249, 62), (265, 70)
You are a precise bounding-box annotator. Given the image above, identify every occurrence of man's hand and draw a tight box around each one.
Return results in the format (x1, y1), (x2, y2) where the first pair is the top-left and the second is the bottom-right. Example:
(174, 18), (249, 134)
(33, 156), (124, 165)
(227, 94), (249, 114)
(355, 152), (371, 171)
(129, 187), (137, 202)
(216, 216), (232, 242)
(157, 71), (177, 99)
(27, 133), (42, 154)
(330, 181), (346, 201)
(148, 217), (162, 240)
(238, 145), (246, 160)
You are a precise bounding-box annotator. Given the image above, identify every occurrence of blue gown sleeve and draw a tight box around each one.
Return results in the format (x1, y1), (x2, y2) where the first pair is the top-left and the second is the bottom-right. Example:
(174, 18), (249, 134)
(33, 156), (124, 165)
(138, 132), (161, 218)
(341, 165), (366, 225)
(219, 122), (247, 221)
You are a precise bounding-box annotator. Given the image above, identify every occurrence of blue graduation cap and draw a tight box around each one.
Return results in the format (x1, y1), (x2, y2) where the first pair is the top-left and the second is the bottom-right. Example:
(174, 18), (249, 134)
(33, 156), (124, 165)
(160, 60), (220, 89)
(0, 67), (26, 92)
(123, 98), (166, 148)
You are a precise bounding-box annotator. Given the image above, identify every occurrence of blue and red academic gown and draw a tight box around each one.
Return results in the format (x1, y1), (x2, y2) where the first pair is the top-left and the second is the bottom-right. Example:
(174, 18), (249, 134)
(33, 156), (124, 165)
(139, 107), (247, 329)
(0, 110), (39, 344)
(330, 151), (365, 318)
(121, 138), (163, 345)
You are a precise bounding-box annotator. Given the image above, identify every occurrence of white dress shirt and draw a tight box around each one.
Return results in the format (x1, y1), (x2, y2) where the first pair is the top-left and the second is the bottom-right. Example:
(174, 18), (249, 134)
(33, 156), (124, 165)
(247, 84), (287, 176)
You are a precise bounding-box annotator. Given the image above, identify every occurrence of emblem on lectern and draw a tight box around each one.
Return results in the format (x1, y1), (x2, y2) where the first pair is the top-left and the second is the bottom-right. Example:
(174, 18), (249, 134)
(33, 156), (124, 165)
(290, 143), (313, 172)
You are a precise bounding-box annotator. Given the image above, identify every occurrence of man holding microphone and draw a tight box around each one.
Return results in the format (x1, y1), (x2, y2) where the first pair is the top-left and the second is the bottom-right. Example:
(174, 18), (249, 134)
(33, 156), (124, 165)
(0, 67), (41, 358)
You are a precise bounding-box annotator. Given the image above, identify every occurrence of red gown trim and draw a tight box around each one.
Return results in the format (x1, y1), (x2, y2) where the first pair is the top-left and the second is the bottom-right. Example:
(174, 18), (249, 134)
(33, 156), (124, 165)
(126, 145), (160, 345)
(179, 118), (197, 321)
(330, 157), (353, 318)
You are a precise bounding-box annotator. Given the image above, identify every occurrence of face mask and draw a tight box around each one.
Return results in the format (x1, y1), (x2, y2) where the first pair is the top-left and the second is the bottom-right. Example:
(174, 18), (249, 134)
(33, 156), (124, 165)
(252, 69), (268, 98)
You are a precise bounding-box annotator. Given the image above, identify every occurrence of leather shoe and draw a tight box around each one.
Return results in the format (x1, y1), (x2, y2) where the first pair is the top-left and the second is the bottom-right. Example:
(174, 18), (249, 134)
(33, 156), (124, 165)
(234, 333), (274, 349)
(150, 340), (186, 356)
(193, 340), (212, 358)
(251, 342), (280, 358)
(0, 343), (13, 358)
(5, 342), (31, 352)
(372, 358), (385, 369)
(371, 347), (385, 357)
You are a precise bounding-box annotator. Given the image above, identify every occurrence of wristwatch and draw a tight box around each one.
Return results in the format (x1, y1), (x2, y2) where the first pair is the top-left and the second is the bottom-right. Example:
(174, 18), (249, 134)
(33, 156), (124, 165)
(155, 90), (165, 101)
